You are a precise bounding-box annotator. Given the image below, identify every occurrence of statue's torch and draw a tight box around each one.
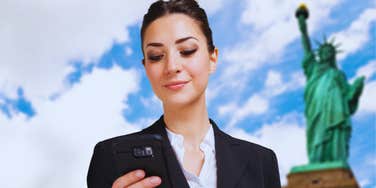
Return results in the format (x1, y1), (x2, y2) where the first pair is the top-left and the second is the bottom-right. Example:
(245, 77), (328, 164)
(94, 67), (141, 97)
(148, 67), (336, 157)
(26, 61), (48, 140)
(295, 3), (309, 19)
(296, 3), (310, 35)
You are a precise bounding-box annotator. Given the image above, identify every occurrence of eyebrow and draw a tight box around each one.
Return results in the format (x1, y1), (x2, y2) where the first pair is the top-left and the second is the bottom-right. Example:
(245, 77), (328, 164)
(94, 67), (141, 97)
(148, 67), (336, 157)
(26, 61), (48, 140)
(146, 36), (198, 48)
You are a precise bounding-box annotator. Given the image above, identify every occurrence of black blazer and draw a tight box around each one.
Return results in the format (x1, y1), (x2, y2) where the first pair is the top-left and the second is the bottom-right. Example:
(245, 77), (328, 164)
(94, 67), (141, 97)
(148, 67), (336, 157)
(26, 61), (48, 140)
(87, 116), (281, 188)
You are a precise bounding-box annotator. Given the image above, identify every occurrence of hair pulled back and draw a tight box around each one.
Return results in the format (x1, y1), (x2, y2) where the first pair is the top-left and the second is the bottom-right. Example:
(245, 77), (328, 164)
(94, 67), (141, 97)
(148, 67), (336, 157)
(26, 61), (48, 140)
(141, 0), (215, 53)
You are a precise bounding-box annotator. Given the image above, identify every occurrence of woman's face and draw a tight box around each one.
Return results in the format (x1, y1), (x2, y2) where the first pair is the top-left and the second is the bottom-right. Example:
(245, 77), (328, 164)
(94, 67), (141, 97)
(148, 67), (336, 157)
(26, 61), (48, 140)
(142, 13), (218, 107)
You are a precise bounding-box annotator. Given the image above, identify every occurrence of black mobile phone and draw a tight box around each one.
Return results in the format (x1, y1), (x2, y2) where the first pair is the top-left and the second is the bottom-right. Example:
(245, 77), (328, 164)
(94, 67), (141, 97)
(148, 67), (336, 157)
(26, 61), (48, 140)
(112, 134), (172, 188)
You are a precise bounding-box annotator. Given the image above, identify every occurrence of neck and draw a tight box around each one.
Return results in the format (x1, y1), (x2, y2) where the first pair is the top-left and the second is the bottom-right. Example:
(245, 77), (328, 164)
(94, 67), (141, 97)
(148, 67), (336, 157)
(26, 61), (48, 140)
(163, 93), (210, 149)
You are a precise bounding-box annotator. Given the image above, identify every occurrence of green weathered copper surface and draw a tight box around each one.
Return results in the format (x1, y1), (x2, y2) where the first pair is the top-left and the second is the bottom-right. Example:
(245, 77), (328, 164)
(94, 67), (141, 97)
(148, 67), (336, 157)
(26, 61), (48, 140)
(290, 161), (349, 174)
(296, 4), (365, 165)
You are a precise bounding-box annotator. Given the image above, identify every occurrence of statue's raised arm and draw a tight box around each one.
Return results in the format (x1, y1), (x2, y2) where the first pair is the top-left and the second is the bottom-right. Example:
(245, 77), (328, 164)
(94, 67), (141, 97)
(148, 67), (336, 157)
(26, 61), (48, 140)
(296, 4), (312, 54)
(296, 4), (315, 77)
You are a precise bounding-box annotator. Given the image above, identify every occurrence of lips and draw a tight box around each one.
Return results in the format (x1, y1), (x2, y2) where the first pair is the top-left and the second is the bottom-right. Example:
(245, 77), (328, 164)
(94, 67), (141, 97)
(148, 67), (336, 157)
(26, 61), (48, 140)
(164, 80), (189, 86)
(163, 80), (190, 90)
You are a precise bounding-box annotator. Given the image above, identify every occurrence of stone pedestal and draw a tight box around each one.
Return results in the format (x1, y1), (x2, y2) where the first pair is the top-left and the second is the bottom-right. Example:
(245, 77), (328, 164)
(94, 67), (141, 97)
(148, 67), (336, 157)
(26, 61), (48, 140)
(284, 168), (359, 188)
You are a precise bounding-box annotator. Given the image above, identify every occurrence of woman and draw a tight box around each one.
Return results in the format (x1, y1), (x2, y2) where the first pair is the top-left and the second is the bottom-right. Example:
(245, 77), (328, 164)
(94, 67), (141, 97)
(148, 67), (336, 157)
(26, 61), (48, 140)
(87, 0), (281, 187)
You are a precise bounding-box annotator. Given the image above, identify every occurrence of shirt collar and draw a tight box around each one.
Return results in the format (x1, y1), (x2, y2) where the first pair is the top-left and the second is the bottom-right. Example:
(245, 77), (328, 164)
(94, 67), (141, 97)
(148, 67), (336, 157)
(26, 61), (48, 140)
(165, 123), (215, 153)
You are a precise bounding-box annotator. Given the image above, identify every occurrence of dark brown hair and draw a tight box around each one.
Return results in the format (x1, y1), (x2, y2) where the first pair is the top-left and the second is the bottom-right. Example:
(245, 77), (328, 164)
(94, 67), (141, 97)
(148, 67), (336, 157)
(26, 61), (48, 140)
(141, 0), (215, 54)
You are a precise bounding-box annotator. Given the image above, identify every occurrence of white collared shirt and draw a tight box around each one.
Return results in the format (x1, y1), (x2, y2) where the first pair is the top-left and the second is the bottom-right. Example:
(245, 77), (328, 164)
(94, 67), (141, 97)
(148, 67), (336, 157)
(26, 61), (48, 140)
(165, 125), (217, 188)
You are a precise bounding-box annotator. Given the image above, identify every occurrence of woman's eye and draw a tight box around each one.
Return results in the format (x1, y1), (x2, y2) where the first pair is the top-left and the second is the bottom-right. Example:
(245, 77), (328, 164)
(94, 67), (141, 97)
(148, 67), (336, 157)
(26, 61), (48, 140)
(180, 49), (197, 56)
(148, 55), (164, 62)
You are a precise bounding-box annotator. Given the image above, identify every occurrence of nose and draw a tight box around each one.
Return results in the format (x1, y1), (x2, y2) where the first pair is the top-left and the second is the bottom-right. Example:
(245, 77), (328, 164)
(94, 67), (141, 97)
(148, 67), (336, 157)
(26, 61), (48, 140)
(164, 52), (182, 75)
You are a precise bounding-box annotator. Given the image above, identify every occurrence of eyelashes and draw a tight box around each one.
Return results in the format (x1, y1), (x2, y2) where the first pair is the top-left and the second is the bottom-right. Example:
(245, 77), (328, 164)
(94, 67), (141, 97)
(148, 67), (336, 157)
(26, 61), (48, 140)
(180, 48), (197, 56)
(147, 48), (198, 62)
(148, 54), (164, 61)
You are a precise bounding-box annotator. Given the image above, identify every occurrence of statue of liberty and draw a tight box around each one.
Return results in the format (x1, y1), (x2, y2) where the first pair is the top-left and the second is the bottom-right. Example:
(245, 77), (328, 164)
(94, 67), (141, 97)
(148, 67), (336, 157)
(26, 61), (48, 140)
(296, 4), (365, 165)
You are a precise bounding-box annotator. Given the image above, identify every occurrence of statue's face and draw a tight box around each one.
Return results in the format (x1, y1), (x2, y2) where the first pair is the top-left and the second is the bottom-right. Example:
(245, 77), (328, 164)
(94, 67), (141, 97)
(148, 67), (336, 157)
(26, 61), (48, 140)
(319, 45), (335, 62)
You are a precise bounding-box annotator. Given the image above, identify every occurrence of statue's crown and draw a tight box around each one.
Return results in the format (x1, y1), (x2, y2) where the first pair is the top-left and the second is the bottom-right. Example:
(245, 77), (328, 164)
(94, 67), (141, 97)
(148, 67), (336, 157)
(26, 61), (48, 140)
(316, 35), (342, 54)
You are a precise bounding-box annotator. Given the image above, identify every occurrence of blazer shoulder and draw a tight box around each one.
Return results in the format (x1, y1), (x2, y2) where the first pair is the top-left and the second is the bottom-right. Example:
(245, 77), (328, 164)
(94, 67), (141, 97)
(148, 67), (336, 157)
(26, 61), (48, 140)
(94, 123), (158, 148)
(96, 130), (147, 146)
(227, 135), (281, 187)
(214, 129), (281, 187)
(225, 132), (276, 156)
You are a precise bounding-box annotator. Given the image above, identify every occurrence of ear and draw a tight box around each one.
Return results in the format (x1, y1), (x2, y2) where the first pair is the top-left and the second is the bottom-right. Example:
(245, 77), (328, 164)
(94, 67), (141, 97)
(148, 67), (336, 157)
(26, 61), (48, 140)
(209, 48), (218, 74)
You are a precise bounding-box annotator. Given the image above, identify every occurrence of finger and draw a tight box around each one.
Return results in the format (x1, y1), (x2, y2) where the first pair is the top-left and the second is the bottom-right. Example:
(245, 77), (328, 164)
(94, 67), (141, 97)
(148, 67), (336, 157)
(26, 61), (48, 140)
(112, 169), (145, 188)
(128, 176), (161, 188)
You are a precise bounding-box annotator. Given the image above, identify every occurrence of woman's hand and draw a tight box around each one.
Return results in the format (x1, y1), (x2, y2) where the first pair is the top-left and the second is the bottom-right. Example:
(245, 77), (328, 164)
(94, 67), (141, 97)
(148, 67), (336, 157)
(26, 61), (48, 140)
(112, 169), (161, 188)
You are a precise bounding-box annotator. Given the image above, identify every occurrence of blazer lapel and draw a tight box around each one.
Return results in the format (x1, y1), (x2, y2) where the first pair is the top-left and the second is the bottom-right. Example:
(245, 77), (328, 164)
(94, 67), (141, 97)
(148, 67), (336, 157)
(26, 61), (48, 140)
(142, 116), (190, 188)
(210, 119), (256, 188)
(142, 116), (258, 188)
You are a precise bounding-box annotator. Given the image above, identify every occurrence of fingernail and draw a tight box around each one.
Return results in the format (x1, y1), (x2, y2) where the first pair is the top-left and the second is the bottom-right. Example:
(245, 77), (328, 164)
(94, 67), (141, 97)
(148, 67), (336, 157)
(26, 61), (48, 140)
(149, 177), (161, 184)
(135, 170), (144, 178)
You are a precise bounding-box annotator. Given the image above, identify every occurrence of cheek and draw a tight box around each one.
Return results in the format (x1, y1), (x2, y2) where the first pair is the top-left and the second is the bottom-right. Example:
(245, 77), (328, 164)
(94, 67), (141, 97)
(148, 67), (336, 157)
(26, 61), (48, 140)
(185, 53), (210, 76)
(145, 65), (162, 86)
(184, 54), (210, 89)
(145, 67), (165, 99)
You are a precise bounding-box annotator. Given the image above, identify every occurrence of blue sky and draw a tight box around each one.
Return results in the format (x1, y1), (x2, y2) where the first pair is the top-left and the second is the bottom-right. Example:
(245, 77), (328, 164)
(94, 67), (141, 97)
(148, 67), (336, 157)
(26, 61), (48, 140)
(0, 0), (375, 187)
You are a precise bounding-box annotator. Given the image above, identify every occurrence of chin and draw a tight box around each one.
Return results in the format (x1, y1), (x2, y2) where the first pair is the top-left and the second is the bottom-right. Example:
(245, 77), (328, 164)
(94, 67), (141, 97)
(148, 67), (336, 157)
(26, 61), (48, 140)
(161, 93), (202, 107)
(163, 97), (194, 107)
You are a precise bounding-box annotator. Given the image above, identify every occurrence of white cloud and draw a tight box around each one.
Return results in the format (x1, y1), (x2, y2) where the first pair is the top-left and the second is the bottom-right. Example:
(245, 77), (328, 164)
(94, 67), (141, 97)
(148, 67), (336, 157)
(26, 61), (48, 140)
(227, 112), (307, 185)
(224, 0), (341, 67)
(265, 70), (283, 88)
(139, 94), (163, 117)
(197, 0), (224, 15)
(0, 66), (143, 188)
(290, 71), (306, 89)
(240, 0), (340, 31)
(332, 7), (376, 61)
(218, 102), (237, 116)
(219, 70), (305, 127)
(0, 81), (19, 99)
(359, 179), (371, 187)
(125, 46), (134, 56)
(225, 94), (269, 128)
(0, 0), (153, 101)
(241, 94), (269, 115)
(353, 60), (376, 82)
(132, 116), (161, 130)
(352, 153), (376, 188)
(264, 70), (286, 96)
(140, 94), (162, 110)
(263, 70), (305, 97)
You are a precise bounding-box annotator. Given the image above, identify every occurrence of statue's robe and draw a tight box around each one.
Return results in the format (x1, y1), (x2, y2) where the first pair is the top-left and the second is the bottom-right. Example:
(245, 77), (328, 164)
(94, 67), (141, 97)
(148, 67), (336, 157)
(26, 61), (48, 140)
(302, 53), (353, 163)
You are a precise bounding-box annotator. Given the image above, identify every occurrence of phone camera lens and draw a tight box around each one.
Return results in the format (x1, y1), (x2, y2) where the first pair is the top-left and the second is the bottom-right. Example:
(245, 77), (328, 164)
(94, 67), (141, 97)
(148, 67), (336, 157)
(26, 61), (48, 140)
(133, 146), (154, 158)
